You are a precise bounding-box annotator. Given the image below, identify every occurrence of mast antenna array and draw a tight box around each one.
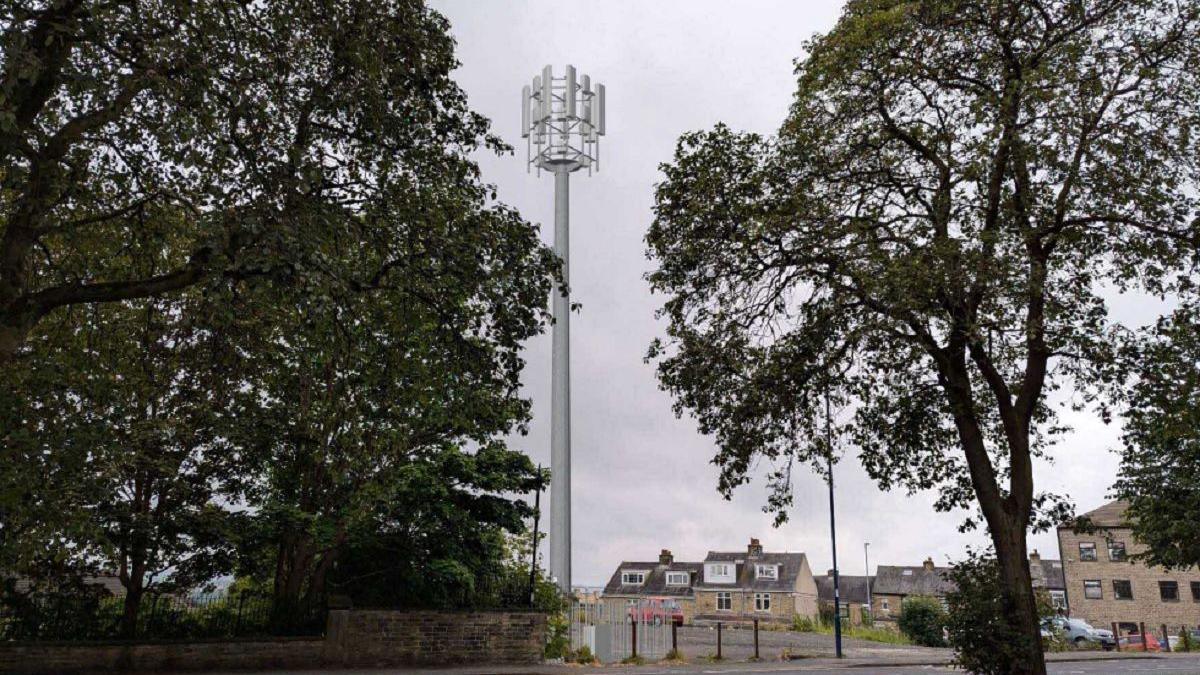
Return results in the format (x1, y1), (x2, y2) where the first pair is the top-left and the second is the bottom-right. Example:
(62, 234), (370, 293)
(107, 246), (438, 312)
(522, 64), (605, 175)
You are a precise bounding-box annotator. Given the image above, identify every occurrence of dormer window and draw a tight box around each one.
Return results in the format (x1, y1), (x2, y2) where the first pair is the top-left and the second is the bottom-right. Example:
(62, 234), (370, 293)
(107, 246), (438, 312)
(621, 570), (647, 585)
(902, 569), (914, 576)
(665, 571), (690, 586)
(755, 564), (778, 580)
(705, 563), (735, 583)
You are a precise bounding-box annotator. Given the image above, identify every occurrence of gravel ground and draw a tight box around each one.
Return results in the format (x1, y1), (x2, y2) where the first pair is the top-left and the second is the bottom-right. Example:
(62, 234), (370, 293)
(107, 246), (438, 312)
(673, 624), (950, 661)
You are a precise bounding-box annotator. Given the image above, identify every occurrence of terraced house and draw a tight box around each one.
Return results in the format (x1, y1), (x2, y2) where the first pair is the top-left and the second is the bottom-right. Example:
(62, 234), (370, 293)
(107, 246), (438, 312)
(1058, 501), (1200, 634)
(601, 539), (819, 625)
(692, 539), (819, 624)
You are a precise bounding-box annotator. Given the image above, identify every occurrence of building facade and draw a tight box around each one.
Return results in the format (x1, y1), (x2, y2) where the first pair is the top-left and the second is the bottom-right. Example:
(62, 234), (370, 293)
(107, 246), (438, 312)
(871, 558), (955, 621)
(601, 549), (701, 624)
(815, 572), (873, 626)
(692, 539), (819, 624)
(1058, 500), (1200, 633)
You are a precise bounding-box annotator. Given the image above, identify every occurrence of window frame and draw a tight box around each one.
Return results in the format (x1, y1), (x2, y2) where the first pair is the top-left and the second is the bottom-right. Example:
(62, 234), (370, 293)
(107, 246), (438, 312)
(1107, 541), (1127, 562)
(755, 564), (778, 580)
(665, 571), (690, 586)
(1078, 542), (1098, 561)
(754, 592), (771, 612)
(1083, 580), (1103, 599)
(1112, 579), (1133, 600)
(1191, 581), (1200, 602)
(716, 591), (732, 611)
(1159, 580), (1180, 602)
(621, 570), (647, 585)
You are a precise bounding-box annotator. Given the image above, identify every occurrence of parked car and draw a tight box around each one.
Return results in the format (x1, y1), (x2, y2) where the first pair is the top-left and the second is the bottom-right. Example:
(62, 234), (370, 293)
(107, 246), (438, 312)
(1118, 632), (1162, 652)
(1042, 617), (1115, 649)
(626, 599), (684, 626)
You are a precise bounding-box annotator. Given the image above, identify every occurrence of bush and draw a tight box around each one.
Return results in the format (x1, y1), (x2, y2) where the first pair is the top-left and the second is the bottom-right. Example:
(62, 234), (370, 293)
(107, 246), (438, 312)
(543, 611), (570, 660)
(897, 596), (947, 647)
(573, 644), (596, 664)
(792, 615), (818, 632)
(944, 552), (1043, 675)
(1179, 629), (1195, 653)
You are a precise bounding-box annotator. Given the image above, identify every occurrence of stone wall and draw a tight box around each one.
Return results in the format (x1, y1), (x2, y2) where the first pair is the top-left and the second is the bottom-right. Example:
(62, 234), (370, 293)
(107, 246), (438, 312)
(323, 609), (546, 667)
(1058, 525), (1200, 631)
(0, 637), (325, 674)
(0, 609), (547, 673)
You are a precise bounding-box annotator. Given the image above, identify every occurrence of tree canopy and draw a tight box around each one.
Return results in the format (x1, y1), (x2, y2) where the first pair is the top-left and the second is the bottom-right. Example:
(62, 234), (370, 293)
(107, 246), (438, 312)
(648, 1), (1200, 672)
(0, 0), (524, 362)
(1114, 304), (1200, 570)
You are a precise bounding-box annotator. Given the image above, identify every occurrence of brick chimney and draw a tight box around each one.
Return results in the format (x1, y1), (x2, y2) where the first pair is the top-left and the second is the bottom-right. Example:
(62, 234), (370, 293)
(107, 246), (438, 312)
(748, 538), (763, 557)
(923, 557), (935, 571)
(1029, 549), (1040, 564)
(659, 549), (673, 566)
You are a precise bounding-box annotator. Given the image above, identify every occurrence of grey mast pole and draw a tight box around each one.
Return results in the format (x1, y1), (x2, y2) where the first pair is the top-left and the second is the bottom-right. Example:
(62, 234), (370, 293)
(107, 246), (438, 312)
(521, 64), (605, 596)
(550, 167), (571, 594)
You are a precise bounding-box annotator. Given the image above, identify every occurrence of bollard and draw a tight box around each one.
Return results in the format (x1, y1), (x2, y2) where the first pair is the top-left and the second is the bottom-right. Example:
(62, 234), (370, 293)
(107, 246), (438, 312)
(631, 617), (638, 659)
(1140, 622), (1147, 652)
(717, 621), (723, 660)
(754, 619), (760, 659)
(671, 620), (678, 655)
(1112, 622), (1121, 652)
(1162, 624), (1172, 652)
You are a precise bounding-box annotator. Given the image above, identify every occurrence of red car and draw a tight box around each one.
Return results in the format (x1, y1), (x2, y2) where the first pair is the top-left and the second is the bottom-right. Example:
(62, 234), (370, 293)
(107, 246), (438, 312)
(1118, 633), (1162, 652)
(627, 600), (684, 626)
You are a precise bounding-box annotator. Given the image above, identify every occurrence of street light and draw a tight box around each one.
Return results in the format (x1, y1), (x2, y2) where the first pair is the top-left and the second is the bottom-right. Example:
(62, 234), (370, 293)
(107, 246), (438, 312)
(825, 390), (843, 658)
(522, 65), (606, 594)
(864, 542), (872, 621)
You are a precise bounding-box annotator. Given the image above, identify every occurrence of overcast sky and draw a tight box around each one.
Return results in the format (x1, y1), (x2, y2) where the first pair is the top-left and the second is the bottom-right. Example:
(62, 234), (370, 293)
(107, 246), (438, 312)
(429, 0), (1165, 587)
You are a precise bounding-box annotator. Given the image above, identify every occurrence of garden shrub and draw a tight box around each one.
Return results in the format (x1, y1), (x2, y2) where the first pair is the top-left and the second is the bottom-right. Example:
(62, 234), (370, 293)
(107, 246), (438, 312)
(897, 595), (947, 647)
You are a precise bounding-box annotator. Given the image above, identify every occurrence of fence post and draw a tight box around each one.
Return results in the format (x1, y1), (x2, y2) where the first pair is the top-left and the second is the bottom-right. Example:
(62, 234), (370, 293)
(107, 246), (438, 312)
(717, 621), (723, 660)
(631, 616), (638, 660)
(1139, 622), (1147, 652)
(1112, 622), (1120, 652)
(1162, 624), (1171, 652)
(754, 619), (760, 659)
(671, 620), (678, 655)
(234, 593), (247, 636)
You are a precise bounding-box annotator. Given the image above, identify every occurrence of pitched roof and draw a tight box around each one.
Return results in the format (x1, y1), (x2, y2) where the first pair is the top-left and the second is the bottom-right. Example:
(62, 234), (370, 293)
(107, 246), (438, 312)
(1074, 500), (1130, 528)
(602, 562), (703, 598)
(815, 574), (873, 605)
(695, 551), (809, 592)
(1030, 558), (1065, 590)
(872, 565), (955, 597)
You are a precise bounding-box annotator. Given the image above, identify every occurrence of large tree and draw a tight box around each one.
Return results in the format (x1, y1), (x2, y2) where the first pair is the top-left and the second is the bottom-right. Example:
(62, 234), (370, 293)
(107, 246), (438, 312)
(647, 1), (1200, 672)
(1113, 303), (1200, 570)
(0, 0), (503, 362)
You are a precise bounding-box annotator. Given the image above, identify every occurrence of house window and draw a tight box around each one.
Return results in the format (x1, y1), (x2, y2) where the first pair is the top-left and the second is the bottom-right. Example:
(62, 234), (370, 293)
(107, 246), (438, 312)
(755, 564), (777, 580)
(1108, 541), (1127, 562)
(881, 599), (889, 611)
(705, 563), (734, 583)
(1159, 581), (1179, 602)
(1192, 581), (1200, 602)
(1078, 542), (1097, 561)
(621, 570), (646, 585)
(1049, 590), (1067, 610)
(665, 572), (690, 586)
(754, 593), (771, 612)
(1083, 580), (1102, 599)
(716, 592), (732, 611)
(1113, 580), (1133, 600)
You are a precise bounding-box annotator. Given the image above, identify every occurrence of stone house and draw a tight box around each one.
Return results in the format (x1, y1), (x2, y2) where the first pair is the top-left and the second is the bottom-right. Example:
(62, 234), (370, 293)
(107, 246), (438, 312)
(600, 549), (702, 624)
(691, 538), (819, 624)
(1029, 549), (1068, 613)
(1057, 500), (1200, 634)
(815, 572), (873, 626)
(870, 558), (955, 621)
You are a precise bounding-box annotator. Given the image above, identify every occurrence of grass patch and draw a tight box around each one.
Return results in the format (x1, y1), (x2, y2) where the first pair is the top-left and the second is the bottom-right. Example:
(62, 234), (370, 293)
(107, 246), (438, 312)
(792, 615), (911, 645)
(620, 654), (645, 665)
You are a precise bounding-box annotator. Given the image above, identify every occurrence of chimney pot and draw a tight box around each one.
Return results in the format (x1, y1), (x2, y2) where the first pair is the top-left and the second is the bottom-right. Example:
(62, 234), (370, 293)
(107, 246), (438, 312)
(923, 557), (935, 571)
(1029, 549), (1040, 563)
(748, 538), (763, 556)
(659, 549), (673, 565)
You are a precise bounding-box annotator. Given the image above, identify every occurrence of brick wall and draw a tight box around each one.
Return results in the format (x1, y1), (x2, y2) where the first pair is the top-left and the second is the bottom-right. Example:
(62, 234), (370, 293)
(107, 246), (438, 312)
(1058, 525), (1200, 631)
(0, 609), (547, 673)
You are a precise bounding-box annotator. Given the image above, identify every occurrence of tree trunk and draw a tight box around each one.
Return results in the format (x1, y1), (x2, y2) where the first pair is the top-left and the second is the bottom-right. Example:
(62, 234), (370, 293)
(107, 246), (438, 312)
(992, 516), (1046, 675)
(119, 564), (145, 639)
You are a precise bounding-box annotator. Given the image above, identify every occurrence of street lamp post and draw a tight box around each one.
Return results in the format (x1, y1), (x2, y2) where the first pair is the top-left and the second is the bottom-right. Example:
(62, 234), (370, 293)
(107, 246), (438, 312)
(825, 390), (843, 658)
(522, 65), (606, 595)
(864, 542), (872, 621)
